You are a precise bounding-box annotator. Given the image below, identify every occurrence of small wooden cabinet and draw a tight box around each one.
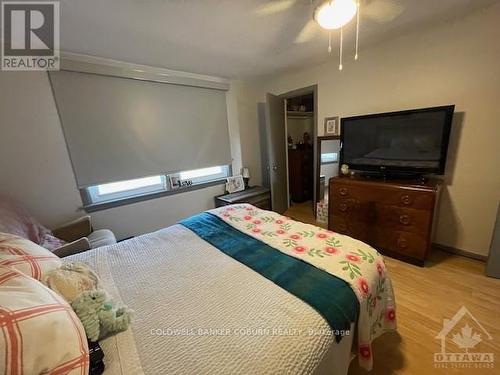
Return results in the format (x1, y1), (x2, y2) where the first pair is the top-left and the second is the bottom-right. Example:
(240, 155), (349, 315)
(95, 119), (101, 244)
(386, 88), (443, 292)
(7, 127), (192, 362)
(328, 176), (440, 266)
(215, 186), (271, 210)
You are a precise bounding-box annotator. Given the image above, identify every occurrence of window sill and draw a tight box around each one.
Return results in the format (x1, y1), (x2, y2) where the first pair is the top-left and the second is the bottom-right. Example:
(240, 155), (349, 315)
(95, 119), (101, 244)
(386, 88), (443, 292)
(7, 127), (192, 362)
(82, 179), (226, 213)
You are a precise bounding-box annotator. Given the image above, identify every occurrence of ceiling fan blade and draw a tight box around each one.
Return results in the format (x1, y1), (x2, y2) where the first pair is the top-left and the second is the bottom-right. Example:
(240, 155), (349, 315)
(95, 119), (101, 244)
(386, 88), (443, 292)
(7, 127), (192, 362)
(294, 18), (319, 44)
(362, 0), (404, 23)
(254, 0), (297, 16)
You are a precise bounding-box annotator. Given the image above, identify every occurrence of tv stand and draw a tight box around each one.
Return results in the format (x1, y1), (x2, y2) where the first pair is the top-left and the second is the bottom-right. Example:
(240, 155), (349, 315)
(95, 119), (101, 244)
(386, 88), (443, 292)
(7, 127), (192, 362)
(328, 176), (440, 266)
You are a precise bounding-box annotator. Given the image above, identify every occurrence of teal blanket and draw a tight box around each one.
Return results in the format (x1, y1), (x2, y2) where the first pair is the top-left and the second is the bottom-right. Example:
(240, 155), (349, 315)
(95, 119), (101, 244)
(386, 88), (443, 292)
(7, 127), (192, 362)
(180, 212), (359, 341)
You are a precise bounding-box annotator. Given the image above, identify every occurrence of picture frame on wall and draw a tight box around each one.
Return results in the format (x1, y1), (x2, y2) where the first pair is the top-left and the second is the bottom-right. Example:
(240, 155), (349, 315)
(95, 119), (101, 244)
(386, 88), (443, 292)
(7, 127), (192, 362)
(226, 175), (245, 194)
(324, 116), (340, 135)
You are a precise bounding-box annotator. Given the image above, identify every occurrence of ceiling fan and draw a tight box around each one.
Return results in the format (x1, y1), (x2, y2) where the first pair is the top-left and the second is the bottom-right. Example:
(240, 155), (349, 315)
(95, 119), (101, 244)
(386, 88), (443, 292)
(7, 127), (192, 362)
(254, 0), (404, 70)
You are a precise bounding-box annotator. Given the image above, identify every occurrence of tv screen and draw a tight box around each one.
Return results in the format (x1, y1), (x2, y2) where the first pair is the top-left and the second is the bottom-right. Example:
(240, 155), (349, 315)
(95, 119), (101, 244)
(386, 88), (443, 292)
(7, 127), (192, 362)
(340, 105), (454, 175)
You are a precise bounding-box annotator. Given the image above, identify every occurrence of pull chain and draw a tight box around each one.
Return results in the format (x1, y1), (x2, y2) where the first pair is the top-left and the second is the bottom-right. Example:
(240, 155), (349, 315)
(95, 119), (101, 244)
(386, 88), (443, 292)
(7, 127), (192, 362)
(328, 31), (332, 54)
(339, 27), (343, 71)
(355, 1), (360, 60)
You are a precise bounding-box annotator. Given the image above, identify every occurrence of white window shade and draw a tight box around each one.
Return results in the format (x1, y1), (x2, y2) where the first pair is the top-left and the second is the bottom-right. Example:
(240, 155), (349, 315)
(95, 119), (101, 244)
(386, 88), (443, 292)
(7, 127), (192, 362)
(49, 70), (232, 188)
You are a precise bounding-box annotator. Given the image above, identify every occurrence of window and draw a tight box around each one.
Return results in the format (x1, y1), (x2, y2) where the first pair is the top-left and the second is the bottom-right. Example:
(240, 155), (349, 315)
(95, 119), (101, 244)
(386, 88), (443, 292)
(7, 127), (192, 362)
(87, 175), (167, 204)
(84, 165), (230, 206)
(178, 166), (229, 184)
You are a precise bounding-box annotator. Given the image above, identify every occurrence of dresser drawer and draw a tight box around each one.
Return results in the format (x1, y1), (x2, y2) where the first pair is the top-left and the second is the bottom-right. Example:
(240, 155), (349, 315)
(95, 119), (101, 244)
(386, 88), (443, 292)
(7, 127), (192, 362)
(375, 205), (432, 234)
(331, 184), (373, 201)
(373, 230), (429, 259)
(330, 215), (370, 243)
(331, 198), (374, 221)
(331, 184), (435, 210)
(393, 190), (435, 210)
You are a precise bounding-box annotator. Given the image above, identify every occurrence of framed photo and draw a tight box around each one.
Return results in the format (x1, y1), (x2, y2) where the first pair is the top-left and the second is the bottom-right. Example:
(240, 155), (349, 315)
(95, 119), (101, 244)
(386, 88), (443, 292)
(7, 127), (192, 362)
(169, 175), (193, 189)
(226, 176), (245, 194)
(324, 116), (340, 135)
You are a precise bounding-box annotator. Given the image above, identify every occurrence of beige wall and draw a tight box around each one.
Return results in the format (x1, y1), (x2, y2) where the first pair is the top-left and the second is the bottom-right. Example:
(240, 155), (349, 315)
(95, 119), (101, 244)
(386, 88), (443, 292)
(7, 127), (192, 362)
(1, 5), (499, 253)
(238, 3), (500, 256)
(230, 80), (265, 185)
(0, 71), (83, 228)
(0, 71), (228, 239)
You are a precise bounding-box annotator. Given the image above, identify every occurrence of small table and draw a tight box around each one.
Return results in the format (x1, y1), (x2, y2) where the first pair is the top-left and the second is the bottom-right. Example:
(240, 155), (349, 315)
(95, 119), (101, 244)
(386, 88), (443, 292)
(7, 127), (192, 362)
(215, 186), (271, 210)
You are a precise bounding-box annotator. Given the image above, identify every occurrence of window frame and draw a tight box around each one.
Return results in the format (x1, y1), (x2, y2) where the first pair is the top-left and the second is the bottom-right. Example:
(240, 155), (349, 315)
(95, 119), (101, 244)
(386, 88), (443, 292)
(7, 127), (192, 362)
(81, 165), (231, 212)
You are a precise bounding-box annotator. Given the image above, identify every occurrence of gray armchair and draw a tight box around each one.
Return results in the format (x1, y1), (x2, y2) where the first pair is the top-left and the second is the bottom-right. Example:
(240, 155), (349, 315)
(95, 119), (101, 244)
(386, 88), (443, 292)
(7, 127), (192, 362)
(51, 215), (116, 257)
(0, 195), (117, 258)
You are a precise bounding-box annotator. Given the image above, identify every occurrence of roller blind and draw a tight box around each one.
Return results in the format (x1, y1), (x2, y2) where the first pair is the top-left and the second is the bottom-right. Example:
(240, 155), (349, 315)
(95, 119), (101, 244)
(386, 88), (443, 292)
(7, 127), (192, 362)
(49, 70), (231, 188)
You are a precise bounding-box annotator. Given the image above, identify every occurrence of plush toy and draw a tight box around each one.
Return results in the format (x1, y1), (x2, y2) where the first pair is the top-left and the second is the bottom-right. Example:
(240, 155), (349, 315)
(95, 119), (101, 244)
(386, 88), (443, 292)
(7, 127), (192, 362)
(44, 263), (101, 303)
(71, 289), (133, 342)
(44, 262), (133, 342)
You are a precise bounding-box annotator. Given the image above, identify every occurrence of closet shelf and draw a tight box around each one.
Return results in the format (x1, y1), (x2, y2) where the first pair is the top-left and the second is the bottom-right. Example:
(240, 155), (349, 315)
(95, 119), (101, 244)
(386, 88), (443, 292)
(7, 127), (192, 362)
(287, 111), (313, 118)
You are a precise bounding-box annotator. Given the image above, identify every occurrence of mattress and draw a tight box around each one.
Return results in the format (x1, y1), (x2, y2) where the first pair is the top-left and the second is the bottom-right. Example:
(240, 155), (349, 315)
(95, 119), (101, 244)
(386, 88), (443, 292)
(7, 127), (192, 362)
(68, 225), (353, 375)
(67, 205), (396, 374)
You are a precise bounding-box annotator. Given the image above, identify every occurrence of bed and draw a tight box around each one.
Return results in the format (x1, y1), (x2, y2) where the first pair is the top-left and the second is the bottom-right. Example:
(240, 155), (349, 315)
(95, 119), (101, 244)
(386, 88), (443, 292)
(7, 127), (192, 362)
(67, 204), (397, 375)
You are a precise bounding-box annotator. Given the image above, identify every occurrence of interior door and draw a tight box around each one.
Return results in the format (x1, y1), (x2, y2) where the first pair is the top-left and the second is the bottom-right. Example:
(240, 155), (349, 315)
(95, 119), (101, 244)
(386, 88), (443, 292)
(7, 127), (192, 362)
(265, 93), (288, 213)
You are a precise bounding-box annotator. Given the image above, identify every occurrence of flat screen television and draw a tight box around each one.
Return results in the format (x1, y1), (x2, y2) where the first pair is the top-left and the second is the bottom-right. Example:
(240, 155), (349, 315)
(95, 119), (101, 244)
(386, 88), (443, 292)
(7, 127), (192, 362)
(340, 105), (455, 177)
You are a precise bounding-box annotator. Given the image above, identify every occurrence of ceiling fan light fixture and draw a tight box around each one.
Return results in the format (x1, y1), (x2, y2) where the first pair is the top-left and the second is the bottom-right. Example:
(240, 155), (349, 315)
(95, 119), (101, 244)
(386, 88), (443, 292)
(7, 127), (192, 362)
(315, 0), (357, 30)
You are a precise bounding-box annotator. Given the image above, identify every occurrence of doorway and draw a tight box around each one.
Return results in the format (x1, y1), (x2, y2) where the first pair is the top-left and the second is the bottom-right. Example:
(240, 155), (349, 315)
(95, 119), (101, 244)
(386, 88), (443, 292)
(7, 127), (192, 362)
(263, 85), (318, 216)
(286, 93), (315, 213)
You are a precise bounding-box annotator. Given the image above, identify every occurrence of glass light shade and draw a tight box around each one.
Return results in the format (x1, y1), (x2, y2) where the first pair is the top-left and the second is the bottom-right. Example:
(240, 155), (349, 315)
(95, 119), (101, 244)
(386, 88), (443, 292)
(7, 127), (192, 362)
(315, 0), (357, 30)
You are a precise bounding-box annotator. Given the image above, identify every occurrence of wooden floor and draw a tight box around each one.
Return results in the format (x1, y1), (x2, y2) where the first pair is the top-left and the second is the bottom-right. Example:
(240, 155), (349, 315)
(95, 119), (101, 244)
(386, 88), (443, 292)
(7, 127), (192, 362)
(286, 201), (327, 229)
(285, 202), (500, 374)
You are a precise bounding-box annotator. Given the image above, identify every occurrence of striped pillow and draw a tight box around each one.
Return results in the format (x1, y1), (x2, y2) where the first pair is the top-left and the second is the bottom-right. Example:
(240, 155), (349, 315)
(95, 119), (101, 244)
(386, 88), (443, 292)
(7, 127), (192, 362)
(0, 233), (62, 280)
(0, 266), (89, 374)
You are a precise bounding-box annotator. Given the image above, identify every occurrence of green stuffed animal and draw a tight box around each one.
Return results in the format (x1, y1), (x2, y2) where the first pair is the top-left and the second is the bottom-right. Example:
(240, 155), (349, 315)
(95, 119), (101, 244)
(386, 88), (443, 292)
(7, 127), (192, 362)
(71, 289), (133, 342)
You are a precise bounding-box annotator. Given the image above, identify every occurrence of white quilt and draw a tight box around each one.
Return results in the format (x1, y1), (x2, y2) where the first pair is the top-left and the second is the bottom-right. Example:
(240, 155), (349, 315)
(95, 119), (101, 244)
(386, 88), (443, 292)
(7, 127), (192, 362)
(211, 204), (397, 370)
(67, 224), (355, 375)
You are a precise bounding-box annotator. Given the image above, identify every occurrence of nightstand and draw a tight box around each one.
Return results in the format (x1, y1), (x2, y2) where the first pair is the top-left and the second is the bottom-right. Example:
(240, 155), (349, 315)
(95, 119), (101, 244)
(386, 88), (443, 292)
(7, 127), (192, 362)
(215, 186), (271, 210)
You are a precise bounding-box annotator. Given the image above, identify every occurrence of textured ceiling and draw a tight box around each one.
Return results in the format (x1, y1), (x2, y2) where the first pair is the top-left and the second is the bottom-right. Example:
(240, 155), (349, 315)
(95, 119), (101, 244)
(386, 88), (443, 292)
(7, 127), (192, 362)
(59, 0), (499, 78)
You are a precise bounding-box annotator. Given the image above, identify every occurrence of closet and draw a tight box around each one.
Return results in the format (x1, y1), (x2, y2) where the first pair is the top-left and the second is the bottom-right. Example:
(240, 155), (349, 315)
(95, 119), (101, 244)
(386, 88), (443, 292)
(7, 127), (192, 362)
(286, 94), (314, 204)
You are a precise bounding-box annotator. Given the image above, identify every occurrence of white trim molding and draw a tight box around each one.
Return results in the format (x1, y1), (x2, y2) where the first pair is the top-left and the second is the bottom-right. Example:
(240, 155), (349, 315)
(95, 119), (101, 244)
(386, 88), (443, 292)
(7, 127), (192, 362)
(60, 52), (230, 91)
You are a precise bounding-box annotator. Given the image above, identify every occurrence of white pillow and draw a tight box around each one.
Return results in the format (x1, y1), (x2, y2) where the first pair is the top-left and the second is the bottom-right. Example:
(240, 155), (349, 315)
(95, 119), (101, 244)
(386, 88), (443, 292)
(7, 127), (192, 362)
(0, 265), (89, 374)
(0, 232), (62, 280)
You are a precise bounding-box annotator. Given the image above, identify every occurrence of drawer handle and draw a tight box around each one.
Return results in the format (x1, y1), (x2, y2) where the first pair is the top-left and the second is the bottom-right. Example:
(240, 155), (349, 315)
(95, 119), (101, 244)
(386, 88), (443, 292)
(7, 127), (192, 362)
(400, 194), (413, 205)
(399, 214), (411, 225)
(339, 188), (348, 196)
(397, 238), (409, 249)
(339, 203), (348, 212)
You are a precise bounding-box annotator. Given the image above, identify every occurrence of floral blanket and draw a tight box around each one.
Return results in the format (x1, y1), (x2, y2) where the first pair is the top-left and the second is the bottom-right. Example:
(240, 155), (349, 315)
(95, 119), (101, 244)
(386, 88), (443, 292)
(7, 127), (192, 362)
(210, 204), (397, 370)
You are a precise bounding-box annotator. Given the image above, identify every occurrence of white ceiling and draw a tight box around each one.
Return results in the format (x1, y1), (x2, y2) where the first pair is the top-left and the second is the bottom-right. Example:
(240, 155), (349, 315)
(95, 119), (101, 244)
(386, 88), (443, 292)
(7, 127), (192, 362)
(59, 0), (498, 78)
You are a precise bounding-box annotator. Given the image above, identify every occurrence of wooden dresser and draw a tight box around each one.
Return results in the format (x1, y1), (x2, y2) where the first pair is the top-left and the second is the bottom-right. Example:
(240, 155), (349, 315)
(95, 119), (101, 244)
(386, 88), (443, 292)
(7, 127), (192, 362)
(328, 176), (440, 266)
